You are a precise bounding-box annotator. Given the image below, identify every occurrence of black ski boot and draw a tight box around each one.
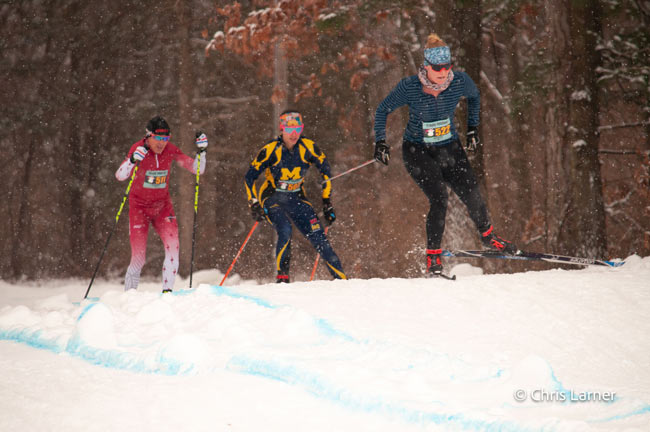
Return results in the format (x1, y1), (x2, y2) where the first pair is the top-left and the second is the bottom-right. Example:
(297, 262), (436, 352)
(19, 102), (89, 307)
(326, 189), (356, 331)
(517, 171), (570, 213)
(426, 249), (443, 277)
(162, 288), (172, 294)
(276, 274), (290, 284)
(426, 249), (456, 280)
(481, 225), (519, 255)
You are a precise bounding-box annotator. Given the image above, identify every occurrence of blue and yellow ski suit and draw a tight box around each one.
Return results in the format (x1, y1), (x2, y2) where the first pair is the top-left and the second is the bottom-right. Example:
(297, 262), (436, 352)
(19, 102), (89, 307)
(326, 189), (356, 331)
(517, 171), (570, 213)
(244, 136), (346, 280)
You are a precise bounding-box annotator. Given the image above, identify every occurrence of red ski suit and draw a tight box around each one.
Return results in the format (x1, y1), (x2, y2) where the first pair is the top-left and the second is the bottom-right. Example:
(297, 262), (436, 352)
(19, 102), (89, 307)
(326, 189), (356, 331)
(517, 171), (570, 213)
(115, 139), (205, 291)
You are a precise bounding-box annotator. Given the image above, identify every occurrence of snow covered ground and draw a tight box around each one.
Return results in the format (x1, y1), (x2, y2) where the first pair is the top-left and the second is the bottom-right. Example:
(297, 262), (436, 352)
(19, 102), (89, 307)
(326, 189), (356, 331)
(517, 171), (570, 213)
(1, 257), (649, 432)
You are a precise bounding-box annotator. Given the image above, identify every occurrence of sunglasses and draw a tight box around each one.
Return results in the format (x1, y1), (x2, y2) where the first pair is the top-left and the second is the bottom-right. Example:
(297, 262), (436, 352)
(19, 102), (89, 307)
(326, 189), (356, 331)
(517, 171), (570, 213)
(427, 63), (452, 72)
(152, 135), (170, 142)
(283, 125), (304, 134)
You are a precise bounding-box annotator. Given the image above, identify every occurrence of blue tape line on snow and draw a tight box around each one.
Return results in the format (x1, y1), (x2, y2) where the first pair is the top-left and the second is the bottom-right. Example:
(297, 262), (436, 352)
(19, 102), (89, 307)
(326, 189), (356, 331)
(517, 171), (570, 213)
(77, 302), (96, 321)
(65, 334), (190, 375)
(227, 354), (529, 432)
(3, 288), (648, 427)
(1, 302), (193, 375)
(313, 318), (357, 343)
(72, 297), (100, 306)
(170, 289), (196, 296)
(0, 327), (187, 374)
(210, 285), (360, 343)
(1, 286), (362, 375)
(550, 365), (618, 405)
(0, 328), (65, 353)
(209, 285), (276, 309)
(592, 404), (650, 422)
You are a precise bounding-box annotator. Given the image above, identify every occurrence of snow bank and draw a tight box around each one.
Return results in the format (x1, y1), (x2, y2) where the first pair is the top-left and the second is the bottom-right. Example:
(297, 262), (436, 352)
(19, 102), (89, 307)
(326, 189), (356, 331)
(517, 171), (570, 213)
(1, 258), (649, 431)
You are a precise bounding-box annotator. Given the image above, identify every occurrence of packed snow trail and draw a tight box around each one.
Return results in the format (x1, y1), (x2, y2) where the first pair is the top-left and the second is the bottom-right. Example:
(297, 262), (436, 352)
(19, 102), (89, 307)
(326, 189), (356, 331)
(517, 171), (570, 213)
(1, 258), (649, 431)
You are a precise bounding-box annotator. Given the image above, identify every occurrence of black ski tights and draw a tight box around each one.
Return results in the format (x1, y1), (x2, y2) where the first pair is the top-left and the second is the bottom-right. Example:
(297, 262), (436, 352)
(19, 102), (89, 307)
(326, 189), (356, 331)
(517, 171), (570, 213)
(402, 140), (491, 249)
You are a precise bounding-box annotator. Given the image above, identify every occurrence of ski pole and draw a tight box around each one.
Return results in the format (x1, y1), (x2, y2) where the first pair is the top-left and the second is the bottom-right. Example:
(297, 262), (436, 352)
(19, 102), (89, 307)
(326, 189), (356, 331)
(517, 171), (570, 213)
(84, 164), (140, 300)
(322, 159), (376, 184)
(219, 221), (259, 286)
(189, 132), (204, 289)
(309, 226), (329, 281)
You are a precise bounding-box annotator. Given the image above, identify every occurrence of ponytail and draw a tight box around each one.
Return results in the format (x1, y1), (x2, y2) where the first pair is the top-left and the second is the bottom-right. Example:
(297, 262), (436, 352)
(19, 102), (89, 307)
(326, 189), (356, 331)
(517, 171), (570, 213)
(425, 33), (446, 48)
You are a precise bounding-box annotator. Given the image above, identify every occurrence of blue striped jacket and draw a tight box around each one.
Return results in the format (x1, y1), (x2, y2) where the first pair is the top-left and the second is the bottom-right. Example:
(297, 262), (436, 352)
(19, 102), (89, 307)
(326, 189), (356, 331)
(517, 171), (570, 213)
(374, 71), (480, 146)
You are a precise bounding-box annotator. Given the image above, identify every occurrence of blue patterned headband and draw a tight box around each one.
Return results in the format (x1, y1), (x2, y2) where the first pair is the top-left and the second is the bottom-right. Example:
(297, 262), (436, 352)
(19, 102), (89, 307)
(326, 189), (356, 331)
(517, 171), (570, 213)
(424, 46), (451, 65)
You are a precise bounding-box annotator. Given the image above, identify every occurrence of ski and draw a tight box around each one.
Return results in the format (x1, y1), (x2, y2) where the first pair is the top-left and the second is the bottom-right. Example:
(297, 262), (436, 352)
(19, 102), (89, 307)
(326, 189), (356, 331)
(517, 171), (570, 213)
(438, 272), (457, 281)
(440, 249), (625, 268)
(425, 271), (456, 280)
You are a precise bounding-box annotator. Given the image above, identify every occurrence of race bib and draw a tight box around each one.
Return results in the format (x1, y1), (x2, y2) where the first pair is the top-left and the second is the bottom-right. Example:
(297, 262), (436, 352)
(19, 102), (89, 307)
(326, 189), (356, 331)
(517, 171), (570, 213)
(276, 178), (303, 192)
(143, 170), (168, 189)
(423, 118), (451, 144)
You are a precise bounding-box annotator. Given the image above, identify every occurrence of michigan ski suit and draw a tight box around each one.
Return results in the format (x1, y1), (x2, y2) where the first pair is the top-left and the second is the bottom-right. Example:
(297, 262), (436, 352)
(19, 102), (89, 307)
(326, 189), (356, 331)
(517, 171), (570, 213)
(244, 137), (346, 279)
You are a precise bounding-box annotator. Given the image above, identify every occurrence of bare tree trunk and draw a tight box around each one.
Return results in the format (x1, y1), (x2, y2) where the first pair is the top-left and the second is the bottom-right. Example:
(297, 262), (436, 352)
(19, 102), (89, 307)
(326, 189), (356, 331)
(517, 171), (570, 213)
(11, 138), (36, 278)
(505, 9), (533, 242)
(176, 0), (195, 277)
(565, 0), (607, 257)
(512, 88), (534, 218)
(64, 33), (86, 275)
(543, 0), (572, 251)
(543, 0), (607, 256)
(455, 0), (485, 182)
(273, 39), (288, 135)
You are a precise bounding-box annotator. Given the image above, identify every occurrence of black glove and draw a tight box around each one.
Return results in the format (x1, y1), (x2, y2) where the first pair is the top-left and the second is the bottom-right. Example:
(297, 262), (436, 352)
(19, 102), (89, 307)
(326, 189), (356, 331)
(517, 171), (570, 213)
(322, 198), (336, 225)
(250, 200), (266, 222)
(466, 126), (480, 153)
(374, 140), (390, 165)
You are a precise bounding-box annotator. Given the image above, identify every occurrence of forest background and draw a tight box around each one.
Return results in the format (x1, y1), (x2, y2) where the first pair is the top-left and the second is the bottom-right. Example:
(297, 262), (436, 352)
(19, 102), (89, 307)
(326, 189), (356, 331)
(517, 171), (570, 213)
(1, 0), (648, 282)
